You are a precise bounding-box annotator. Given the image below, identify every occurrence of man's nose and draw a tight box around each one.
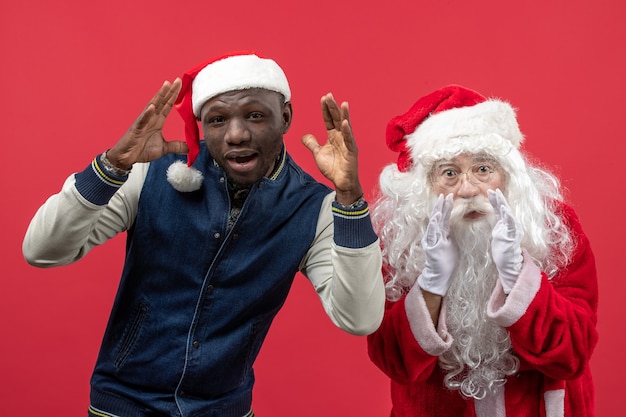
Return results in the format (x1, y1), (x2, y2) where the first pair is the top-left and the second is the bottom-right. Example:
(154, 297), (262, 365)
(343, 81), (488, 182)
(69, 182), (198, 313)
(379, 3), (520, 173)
(224, 119), (251, 144)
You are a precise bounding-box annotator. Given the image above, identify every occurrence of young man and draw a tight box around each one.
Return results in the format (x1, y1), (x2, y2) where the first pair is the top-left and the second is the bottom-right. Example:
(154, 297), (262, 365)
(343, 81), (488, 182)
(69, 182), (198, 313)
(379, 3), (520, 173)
(23, 51), (385, 417)
(368, 85), (598, 416)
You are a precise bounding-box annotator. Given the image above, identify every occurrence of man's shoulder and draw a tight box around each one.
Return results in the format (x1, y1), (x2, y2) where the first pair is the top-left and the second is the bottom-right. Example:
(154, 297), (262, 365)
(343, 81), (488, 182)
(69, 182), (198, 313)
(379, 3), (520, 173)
(284, 153), (332, 193)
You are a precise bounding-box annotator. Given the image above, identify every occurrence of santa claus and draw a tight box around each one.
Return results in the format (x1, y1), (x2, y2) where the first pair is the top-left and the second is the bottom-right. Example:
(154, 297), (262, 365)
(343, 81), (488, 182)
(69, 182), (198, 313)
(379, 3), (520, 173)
(367, 85), (598, 417)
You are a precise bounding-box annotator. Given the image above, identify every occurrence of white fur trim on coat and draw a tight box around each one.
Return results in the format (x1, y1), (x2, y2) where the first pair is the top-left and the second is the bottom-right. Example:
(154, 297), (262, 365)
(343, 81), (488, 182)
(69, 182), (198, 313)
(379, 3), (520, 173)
(405, 284), (453, 355)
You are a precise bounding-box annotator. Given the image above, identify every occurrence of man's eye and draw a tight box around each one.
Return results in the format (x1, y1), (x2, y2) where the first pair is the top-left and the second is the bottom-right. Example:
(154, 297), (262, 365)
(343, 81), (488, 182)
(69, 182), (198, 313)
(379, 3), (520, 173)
(208, 116), (225, 124)
(248, 112), (263, 119)
(442, 169), (457, 178)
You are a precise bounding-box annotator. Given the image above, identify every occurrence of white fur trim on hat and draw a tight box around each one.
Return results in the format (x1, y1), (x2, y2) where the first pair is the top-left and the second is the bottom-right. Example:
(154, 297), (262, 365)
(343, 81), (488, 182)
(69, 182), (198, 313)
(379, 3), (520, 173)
(407, 100), (524, 164)
(166, 160), (204, 192)
(192, 54), (291, 117)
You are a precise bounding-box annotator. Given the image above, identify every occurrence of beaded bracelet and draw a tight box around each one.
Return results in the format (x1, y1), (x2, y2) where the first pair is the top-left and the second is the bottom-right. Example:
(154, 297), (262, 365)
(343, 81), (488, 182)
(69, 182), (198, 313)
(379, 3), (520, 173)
(335, 195), (366, 210)
(100, 150), (132, 176)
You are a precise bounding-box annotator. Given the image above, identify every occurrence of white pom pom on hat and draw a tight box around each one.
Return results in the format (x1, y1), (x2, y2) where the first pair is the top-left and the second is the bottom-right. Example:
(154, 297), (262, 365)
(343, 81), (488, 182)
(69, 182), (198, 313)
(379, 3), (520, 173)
(166, 160), (204, 192)
(167, 50), (291, 192)
(385, 85), (524, 172)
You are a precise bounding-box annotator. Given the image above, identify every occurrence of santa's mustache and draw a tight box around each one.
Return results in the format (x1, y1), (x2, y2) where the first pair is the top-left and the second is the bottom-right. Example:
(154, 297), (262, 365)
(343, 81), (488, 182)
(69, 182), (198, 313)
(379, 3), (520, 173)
(449, 195), (495, 221)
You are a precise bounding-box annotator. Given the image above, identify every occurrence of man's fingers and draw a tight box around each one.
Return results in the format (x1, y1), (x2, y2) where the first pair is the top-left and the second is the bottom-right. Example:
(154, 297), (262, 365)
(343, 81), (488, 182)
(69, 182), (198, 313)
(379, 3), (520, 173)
(141, 80), (168, 114)
(133, 79), (183, 134)
(321, 93), (342, 131)
(133, 104), (156, 131)
(163, 140), (189, 155)
(301, 134), (321, 155)
(158, 79), (182, 116)
(340, 101), (351, 125)
(320, 94), (335, 130)
(153, 78), (182, 116)
(339, 119), (358, 152)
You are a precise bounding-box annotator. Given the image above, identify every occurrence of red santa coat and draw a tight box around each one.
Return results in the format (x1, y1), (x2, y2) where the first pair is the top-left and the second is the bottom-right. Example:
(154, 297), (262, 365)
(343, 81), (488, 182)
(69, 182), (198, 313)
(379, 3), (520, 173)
(367, 203), (598, 417)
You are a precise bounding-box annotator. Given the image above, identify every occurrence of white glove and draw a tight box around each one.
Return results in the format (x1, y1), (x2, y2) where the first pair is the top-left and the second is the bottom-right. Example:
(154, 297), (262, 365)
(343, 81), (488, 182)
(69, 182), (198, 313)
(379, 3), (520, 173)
(488, 189), (523, 294)
(417, 194), (458, 296)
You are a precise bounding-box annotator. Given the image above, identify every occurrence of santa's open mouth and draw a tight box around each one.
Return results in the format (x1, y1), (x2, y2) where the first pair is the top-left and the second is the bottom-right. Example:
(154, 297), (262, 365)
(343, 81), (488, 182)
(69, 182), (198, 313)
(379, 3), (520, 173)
(464, 210), (484, 219)
(456, 204), (491, 221)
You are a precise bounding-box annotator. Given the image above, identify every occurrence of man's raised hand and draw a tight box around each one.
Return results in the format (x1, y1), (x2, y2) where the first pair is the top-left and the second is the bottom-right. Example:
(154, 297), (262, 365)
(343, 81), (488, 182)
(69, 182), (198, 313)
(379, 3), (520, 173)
(302, 93), (363, 206)
(106, 78), (188, 170)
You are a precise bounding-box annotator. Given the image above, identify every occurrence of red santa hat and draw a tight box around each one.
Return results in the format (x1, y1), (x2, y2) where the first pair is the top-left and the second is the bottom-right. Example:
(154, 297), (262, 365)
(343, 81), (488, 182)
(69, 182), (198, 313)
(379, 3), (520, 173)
(167, 50), (291, 191)
(386, 85), (524, 172)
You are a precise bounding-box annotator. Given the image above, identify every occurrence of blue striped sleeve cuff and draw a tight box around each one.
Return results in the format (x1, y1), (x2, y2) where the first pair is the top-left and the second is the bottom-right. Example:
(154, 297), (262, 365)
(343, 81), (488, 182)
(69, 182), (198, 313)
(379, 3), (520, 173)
(331, 201), (378, 249)
(74, 155), (128, 206)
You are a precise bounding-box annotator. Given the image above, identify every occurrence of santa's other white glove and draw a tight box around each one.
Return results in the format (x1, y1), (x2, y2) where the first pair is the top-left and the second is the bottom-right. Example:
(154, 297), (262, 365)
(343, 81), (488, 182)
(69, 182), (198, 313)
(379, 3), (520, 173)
(417, 194), (458, 296)
(488, 189), (523, 294)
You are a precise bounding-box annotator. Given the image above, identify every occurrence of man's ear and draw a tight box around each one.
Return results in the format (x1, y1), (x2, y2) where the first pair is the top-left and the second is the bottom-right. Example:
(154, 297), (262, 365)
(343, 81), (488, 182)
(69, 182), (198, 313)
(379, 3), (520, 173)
(282, 101), (293, 134)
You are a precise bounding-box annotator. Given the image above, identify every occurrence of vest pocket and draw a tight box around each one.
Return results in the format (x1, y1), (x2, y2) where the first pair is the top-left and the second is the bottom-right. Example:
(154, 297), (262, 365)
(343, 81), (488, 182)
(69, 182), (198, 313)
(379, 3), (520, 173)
(113, 302), (149, 369)
(201, 316), (273, 396)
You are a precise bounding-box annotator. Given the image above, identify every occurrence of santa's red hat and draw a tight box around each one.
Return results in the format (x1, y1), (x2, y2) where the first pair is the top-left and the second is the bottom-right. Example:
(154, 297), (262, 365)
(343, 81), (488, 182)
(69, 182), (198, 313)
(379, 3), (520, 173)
(386, 85), (524, 172)
(167, 51), (291, 191)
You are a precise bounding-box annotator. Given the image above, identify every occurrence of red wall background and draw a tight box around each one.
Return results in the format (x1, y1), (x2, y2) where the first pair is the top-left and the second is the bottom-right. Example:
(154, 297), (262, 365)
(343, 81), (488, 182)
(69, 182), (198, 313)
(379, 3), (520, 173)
(2, 1), (624, 415)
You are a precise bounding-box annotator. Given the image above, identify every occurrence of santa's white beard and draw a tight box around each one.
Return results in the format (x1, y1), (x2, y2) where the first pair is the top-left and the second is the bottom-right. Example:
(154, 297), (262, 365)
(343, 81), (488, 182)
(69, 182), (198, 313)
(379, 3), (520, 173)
(438, 196), (520, 399)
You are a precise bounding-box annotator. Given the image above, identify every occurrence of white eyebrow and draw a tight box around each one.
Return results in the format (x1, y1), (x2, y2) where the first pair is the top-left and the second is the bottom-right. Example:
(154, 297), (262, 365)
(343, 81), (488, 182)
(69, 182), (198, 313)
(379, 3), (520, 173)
(434, 160), (457, 168)
(435, 155), (498, 166)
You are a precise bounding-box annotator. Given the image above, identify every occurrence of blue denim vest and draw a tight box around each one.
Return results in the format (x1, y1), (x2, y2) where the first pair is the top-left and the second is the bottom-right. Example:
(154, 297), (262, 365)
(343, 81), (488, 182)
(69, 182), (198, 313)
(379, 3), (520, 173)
(90, 144), (331, 417)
